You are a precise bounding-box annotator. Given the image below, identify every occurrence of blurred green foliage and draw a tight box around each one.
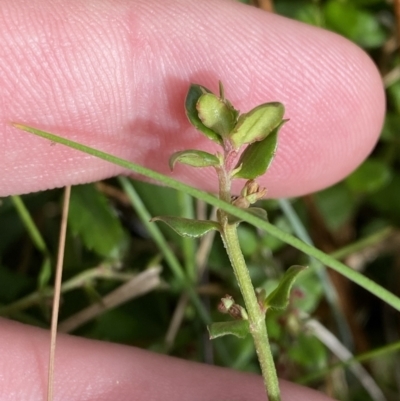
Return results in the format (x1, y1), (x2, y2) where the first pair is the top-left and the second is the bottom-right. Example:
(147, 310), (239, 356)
(1, 1), (400, 401)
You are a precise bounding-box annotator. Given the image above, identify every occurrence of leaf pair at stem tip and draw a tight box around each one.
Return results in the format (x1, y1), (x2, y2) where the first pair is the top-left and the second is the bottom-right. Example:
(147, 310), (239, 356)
(171, 82), (287, 181)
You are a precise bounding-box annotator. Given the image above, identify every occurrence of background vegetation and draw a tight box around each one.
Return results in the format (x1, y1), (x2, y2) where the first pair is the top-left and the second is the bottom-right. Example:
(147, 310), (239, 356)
(1, 1), (400, 400)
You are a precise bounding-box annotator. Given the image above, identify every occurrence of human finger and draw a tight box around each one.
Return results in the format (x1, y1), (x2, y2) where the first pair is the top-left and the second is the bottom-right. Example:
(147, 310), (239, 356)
(0, 318), (335, 401)
(0, 0), (384, 197)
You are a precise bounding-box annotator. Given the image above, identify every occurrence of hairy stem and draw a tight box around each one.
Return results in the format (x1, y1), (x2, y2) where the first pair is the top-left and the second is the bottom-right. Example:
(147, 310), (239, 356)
(220, 221), (281, 400)
(217, 155), (280, 400)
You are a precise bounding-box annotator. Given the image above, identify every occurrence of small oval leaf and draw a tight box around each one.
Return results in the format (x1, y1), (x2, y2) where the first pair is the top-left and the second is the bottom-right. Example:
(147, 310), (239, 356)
(233, 121), (286, 180)
(207, 320), (250, 340)
(185, 84), (223, 145)
(230, 102), (285, 149)
(265, 265), (307, 310)
(151, 216), (220, 238)
(196, 93), (238, 137)
(169, 149), (220, 170)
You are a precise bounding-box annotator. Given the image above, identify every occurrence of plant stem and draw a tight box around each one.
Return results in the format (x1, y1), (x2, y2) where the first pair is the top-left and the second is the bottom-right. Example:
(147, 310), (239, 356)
(220, 220), (281, 401)
(217, 156), (280, 400)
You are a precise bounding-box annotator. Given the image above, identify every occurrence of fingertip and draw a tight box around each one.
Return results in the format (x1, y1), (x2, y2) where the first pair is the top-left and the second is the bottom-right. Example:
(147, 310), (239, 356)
(259, 29), (385, 197)
(152, 5), (385, 197)
(0, 0), (385, 197)
(0, 319), (335, 401)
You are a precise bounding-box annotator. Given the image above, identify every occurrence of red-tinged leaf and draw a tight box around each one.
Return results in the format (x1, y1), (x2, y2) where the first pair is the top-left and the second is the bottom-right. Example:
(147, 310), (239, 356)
(151, 216), (220, 238)
(169, 149), (220, 171)
(207, 320), (250, 340)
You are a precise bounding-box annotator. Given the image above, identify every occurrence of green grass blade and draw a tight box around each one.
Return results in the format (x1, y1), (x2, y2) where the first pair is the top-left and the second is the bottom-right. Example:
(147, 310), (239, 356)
(13, 124), (400, 312)
(298, 340), (400, 385)
(118, 177), (210, 324)
(11, 195), (52, 289)
(11, 195), (48, 254)
(177, 191), (197, 282)
(278, 199), (353, 348)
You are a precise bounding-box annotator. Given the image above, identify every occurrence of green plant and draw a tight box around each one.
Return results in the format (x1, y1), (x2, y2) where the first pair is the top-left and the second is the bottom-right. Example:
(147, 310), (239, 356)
(152, 82), (304, 401)
(12, 81), (400, 401)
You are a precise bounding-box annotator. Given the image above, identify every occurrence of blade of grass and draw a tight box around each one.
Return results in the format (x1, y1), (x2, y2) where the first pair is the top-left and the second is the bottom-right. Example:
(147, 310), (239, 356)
(11, 195), (52, 289)
(11, 195), (48, 254)
(12, 124), (400, 313)
(298, 339), (400, 385)
(118, 177), (211, 323)
(177, 191), (197, 282)
(119, 176), (233, 365)
(278, 198), (353, 349)
(330, 227), (393, 260)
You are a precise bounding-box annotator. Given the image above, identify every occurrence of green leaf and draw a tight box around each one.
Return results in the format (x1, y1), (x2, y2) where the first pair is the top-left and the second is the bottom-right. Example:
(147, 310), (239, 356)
(68, 184), (127, 258)
(233, 121), (285, 179)
(196, 93), (238, 137)
(345, 159), (392, 194)
(169, 149), (220, 170)
(208, 320), (250, 339)
(185, 84), (223, 145)
(151, 216), (220, 237)
(265, 265), (306, 310)
(230, 102), (284, 149)
(228, 207), (268, 225)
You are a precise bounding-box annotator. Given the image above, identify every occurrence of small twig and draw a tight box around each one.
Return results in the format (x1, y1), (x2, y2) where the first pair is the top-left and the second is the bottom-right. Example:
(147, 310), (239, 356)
(58, 266), (162, 333)
(165, 292), (190, 348)
(303, 315), (387, 401)
(0, 265), (133, 316)
(255, 0), (274, 12)
(394, 0), (400, 48)
(47, 185), (71, 401)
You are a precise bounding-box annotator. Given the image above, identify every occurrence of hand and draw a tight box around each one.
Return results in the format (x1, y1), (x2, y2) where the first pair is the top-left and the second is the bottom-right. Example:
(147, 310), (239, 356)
(0, 0), (384, 400)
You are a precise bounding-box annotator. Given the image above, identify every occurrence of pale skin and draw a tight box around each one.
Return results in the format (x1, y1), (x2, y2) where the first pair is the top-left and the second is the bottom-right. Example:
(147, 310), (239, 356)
(0, 0), (385, 400)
